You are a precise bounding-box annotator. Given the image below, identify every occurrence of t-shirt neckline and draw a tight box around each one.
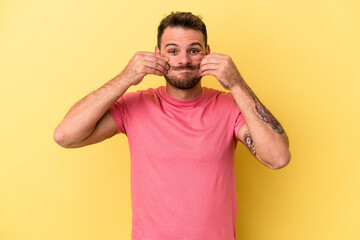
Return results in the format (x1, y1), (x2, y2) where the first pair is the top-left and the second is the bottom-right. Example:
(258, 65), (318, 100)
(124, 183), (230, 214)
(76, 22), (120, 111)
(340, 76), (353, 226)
(158, 86), (207, 107)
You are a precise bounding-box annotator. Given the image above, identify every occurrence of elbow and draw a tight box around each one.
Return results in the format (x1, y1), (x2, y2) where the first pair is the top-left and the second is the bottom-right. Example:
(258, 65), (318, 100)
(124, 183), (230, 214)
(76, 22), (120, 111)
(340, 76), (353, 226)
(268, 150), (291, 170)
(53, 126), (72, 148)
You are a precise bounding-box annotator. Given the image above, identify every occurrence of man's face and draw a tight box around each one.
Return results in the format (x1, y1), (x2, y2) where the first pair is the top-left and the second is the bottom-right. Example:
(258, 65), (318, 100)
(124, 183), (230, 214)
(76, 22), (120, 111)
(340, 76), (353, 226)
(156, 27), (210, 89)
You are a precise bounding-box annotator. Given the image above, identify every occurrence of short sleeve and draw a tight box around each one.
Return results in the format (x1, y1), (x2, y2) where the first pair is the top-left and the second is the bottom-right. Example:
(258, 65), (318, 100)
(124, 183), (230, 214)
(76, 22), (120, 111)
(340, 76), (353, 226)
(233, 105), (246, 140)
(108, 97), (127, 135)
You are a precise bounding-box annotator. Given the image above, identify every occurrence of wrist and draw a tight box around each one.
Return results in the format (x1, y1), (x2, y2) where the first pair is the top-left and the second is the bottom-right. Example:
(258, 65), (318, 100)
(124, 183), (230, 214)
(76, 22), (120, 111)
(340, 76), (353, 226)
(227, 71), (244, 90)
(113, 72), (133, 89)
(104, 73), (132, 97)
(229, 78), (256, 102)
(229, 76), (245, 92)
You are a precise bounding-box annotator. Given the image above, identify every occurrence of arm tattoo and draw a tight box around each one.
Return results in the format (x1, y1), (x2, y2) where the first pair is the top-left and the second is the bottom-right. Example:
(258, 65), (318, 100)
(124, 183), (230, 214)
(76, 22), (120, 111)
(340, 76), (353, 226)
(218, 79), (230, 90)
(243, 84), (284, 134)
(244, 132), (257, 157)
(254, 101), (284, 134)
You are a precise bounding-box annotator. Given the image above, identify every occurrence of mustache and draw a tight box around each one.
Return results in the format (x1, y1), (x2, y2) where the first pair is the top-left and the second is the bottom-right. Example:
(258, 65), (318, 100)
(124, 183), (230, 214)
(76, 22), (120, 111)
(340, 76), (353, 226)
(169, 64), (200, 70)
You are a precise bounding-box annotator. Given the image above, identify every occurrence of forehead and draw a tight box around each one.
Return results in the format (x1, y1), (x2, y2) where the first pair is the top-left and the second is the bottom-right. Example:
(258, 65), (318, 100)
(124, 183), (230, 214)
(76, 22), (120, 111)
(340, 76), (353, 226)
(161, 27), (205, 48)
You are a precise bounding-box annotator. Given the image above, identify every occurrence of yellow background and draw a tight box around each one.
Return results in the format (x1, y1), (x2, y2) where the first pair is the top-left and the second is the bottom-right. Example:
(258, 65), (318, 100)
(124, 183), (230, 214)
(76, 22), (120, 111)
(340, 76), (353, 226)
(1, 0), (359, 239)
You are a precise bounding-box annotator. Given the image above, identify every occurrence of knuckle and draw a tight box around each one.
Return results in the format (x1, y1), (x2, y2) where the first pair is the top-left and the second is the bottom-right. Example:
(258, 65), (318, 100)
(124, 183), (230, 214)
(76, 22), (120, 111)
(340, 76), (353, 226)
(135, 51), (144, 58)
(133, 54), (140, 61)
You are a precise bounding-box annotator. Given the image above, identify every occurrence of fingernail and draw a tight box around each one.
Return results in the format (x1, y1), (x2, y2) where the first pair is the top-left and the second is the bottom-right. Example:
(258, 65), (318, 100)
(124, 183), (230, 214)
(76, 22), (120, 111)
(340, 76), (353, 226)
(164, 56), (169, 61)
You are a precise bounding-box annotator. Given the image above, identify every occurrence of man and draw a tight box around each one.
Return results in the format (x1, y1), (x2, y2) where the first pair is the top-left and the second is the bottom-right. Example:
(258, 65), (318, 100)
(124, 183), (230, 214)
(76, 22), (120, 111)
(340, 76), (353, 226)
(54, 12), (290, 240)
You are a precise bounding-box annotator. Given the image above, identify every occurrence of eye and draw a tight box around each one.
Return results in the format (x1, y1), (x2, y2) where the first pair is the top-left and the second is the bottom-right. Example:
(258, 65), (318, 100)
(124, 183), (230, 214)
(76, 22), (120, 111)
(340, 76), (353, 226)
(167, 49), (177, 55)
(189, 49), (200, 54)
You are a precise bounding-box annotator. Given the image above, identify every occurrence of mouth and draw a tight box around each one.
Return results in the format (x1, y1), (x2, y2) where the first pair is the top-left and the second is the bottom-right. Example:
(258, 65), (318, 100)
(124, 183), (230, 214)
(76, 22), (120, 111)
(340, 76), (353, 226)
(173, 69), (196, 73)
(170, 64), (200, 71)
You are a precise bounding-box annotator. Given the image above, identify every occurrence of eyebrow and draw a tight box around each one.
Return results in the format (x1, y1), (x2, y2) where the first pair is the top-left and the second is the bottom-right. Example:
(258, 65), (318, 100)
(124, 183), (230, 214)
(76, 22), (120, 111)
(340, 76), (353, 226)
(164, 43), (179, 48)
(189, 42), (203, 48)
(164, 42), (203, 49)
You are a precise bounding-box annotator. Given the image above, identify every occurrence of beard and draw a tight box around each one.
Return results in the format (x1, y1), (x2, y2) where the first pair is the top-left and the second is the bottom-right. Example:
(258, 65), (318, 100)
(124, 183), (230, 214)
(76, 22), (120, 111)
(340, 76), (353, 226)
(164, 64), (202, 90)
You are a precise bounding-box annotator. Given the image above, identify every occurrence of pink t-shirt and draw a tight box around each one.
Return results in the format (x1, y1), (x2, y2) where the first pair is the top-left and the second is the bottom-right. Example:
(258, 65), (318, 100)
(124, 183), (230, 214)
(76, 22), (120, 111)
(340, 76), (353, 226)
(109, 86), (245, 240)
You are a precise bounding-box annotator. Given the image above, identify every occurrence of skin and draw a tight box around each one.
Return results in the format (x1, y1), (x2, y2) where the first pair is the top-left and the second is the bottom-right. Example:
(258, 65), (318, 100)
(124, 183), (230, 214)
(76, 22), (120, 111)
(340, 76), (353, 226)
(155, 27), (209, 100)
(54, 26), (290, 169)
(198, 48), (290, 169)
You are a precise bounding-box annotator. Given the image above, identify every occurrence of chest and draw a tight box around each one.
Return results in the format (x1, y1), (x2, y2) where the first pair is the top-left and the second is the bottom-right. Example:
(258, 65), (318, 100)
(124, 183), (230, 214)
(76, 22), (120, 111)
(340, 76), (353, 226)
(125, 102), (237, 162)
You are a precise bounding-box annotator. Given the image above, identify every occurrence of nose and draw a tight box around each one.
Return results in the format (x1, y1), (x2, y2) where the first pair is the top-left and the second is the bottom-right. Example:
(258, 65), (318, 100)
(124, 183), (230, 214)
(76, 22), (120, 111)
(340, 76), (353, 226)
(177, 52), (192, 65)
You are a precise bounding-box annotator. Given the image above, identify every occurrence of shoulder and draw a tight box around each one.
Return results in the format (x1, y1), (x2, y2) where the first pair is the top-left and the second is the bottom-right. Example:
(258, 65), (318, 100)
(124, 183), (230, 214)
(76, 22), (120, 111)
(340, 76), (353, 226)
(203, 87), (235, 104)
(122, 87), (160, 101)
(120, 87), (162, 109)
(203, 88), (241, 118)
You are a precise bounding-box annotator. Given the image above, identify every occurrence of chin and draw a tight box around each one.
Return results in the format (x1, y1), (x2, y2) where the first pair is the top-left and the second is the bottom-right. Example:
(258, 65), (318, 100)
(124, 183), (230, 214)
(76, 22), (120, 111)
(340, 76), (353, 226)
(164, 74), (202, 90)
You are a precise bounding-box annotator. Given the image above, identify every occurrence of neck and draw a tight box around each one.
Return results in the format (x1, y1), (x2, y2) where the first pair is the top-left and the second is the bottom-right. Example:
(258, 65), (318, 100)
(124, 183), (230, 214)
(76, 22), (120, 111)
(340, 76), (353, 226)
(165, 81), (203, 101)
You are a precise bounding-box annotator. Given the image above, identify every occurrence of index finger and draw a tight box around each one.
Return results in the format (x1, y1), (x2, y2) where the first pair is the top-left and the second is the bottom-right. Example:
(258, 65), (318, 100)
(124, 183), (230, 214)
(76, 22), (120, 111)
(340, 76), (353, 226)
(200, 54), (221, 67)
(141, 52), (169, 62)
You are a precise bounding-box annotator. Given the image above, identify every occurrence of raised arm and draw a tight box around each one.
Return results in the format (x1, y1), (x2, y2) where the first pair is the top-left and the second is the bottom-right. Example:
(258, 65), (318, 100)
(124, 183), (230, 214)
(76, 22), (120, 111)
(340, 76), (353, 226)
(54, 52), (169, 148)
(200, 53), (291, 169)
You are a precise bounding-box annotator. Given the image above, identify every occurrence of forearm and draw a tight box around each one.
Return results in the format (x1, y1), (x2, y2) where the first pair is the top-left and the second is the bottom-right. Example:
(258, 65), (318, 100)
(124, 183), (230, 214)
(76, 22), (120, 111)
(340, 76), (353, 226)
(199, 53), (290, 168)
(54, 73), (130, 146)
(230, 80), (290, 168)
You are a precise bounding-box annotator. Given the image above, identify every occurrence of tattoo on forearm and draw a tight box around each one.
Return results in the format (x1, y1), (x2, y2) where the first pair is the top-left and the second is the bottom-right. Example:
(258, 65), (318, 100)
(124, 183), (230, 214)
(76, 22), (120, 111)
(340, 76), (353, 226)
(242, 84), (284, 134)
(219, 80), (230, 90)
(244, 132), (257, 157)
(254, 101), (284, 134)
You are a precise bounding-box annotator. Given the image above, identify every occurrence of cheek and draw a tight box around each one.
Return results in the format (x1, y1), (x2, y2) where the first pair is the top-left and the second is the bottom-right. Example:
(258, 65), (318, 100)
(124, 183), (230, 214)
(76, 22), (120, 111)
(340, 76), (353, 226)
(195, 55), (205, 62)
(167, 57), (175, 66)
(160, 52), (174, 60)
(189, 54), (204, 64)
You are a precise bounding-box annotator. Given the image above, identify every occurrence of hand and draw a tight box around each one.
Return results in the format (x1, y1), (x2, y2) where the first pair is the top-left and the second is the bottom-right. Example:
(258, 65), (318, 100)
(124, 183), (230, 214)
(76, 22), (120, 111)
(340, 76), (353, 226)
(120, 51), (170, 86)
(199, 53), (243, 90)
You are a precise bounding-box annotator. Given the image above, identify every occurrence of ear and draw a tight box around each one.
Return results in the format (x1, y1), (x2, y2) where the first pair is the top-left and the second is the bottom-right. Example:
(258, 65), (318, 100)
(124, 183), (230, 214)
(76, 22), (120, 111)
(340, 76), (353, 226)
(205, 44), (211, 55)
(155, 45), (160, 54)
